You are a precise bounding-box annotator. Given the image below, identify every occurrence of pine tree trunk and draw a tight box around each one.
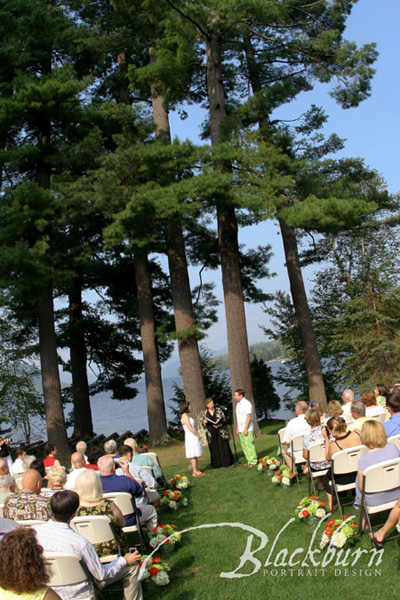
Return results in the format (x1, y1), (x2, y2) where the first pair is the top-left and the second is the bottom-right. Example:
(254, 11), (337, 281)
(37, 282), (70, 460)
(206, 21), (258, 435)
(69, 278), (93, 438)
(164, 220), (206, 420)
(243, 33), (327, 411)
(134, 254), (169, 445)
(279, 219), (327, 410)
(150, 64), (206, 423)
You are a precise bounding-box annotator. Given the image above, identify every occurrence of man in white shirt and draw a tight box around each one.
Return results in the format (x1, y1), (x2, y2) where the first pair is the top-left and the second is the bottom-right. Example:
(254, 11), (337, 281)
(65, 452), (88, 490)
(11, 447), (26, 476)
(234, 388), (257, 467)
(341, 389), (355, 416)
(34, 490), (142, 600)
(116, 445), (160, 507)
(282, 401), (311, 470)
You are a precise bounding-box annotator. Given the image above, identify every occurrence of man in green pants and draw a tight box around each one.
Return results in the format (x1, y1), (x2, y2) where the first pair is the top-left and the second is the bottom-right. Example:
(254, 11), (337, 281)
(234, 388), (257, 467)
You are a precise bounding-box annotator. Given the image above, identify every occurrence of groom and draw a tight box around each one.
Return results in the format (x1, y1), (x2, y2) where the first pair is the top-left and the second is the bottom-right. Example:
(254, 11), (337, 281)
(234, 389), (257, 467)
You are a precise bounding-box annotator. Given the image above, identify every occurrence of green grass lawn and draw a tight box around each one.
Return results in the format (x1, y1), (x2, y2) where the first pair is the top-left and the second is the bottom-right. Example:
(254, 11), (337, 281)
(138, 421), (400, 599)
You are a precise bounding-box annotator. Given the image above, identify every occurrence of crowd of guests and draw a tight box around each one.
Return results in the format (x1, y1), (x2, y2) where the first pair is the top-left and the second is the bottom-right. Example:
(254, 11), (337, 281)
(0, 437), (164, 600)
(282, 383), (400, 533)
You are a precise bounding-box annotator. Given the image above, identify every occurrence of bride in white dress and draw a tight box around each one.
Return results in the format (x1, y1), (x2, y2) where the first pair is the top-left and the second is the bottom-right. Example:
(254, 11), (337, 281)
(180, 401), (205, 477)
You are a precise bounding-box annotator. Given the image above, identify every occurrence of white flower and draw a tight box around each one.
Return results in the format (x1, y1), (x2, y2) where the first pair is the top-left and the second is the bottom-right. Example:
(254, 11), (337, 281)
(141, 569), (150, 580)
(281, 477), (290, 486)
(152, 571), (170, 586)
(331, 531), (347, 548)
(320, 534), (330, 550)
(182, 498), (188, 506)
(269, 464), (277, 470)
(271, 476), (279, 484)
(257, 463), (263, 471)
(168, 501), (177, 510)
(315, 508), (326, 518)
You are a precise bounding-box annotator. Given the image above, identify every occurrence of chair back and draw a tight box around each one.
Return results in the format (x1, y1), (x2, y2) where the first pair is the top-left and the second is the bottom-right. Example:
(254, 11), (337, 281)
(44, 552), (90, 587)
(308, 442), (326, 463)
(70, 515), (115, 546)
(277, 428), (286, 445)
(291, 434), (305, 453)
(141, 465), (154, 477)
(332, 445), (368, 475)
(370, 413), (386, 424)
(363, 457), (400, 494)
(142, 452), (160, 468)
(388, 434), (400, 452)
(15, 519), (46, 527)
(103, 492), (134, 517)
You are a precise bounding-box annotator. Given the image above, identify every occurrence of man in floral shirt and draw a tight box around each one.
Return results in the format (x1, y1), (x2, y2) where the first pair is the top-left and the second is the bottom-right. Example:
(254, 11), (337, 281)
(3, 468), (52, 521)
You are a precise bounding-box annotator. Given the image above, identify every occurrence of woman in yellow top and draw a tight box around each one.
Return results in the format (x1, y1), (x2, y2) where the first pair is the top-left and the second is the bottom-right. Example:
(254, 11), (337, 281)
(0, 528), (60, 600)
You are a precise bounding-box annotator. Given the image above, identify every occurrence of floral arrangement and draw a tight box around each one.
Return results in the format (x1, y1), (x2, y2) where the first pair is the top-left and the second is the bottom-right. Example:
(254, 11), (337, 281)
(271, 464), (296, 486)
(139, 555), (170, 586)
(149, 523), (182, 549)
(295, 496), (326, 520)
(257, 454), (279, 472)
(169, 473), (190, 490)
(161, 489), (188, 510)
(320, 516), (359, 549)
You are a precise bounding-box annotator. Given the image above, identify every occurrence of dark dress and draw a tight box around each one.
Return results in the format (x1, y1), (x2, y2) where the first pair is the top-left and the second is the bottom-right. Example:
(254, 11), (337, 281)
(205, 409), (234, 468)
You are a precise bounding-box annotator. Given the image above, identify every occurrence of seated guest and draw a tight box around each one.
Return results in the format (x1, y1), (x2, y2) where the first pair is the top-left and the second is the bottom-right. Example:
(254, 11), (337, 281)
(3, 469), (52, 521)
(302, 408), (330, 491)
(11, 448), (26, 477)
(360, 391), (386, 418)
(384, 392), (400, 437)
(104, 440), (119, 460)
(98, 456), (157, 533)
(282, 401), (311, 471)
(124, 439), (163, 483)
(354, 420), (400, 509)
(0, 527), (61, 600)
(75, 469), (128, 558)
(327, 401), (343, 418)
(0, 437), (12, 472)
(347, 400), (373, 432)
(65, 452), (87, 490)
(341, 389), (355, 416)
(76, 441), (88, 463)
(375, 383), (389, 407)
(0, 459), (9, 477)
(43, 444), (60, 469)
(42, 466), (67, 497)
(116, 445), (160, 507)
(30, 459), (48, 489)
(86, 447), (103, 471)
(321, 416), (363, 510)
(34, 491), (143, 600)
(0, 475), (15, 504)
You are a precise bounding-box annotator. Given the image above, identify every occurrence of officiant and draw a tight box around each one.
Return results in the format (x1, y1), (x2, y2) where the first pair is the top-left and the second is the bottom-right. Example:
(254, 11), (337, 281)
(198, 398), (233, 468)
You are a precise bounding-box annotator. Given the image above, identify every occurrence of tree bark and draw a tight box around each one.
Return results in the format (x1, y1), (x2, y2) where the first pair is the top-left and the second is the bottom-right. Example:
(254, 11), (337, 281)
(150, 54), (206, 423)
(206, 20), (258, 435)
(38, 282), (70, 460)
(243, 32), (327, 410)
(164, 221), (206, 419)
(279, 219), (327, 410)
(134, 254), (169, 445)
(69, 278), (94, 438)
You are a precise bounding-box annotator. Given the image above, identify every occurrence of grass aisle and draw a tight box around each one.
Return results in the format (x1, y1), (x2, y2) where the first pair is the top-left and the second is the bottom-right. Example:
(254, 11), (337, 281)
(146, 421), (399, 600)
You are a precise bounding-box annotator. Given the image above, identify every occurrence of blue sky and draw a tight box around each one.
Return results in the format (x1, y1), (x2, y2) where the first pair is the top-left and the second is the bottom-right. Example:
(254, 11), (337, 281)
(164, 0), (400, 364)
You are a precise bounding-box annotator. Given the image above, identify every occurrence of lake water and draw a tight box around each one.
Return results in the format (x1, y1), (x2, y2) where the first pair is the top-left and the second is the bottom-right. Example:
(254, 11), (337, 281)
(16, 361), (295, 443)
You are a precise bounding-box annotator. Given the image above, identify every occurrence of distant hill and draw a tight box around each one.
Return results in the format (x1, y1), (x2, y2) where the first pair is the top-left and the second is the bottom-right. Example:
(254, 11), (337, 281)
(212, 340), (284, 371)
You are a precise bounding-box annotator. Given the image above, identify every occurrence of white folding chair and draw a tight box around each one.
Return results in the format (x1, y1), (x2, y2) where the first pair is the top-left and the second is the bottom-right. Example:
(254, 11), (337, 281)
(291, 434), (306, 485)
(360, 457), (400, 540)
(388, 434), (400, 452)
(370, 413), (386, 424)
(44, 551), (93, 599)
(102, 492), (144, 551)
(15, 519), (46, 527)
(307, 442), (329, 495)
(330, 444), (368, 518)
(277, 427), (286, 457)
(140, 465), (154, 478)
(142, 452), (166, 485)
(70, 515), (119, 563)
